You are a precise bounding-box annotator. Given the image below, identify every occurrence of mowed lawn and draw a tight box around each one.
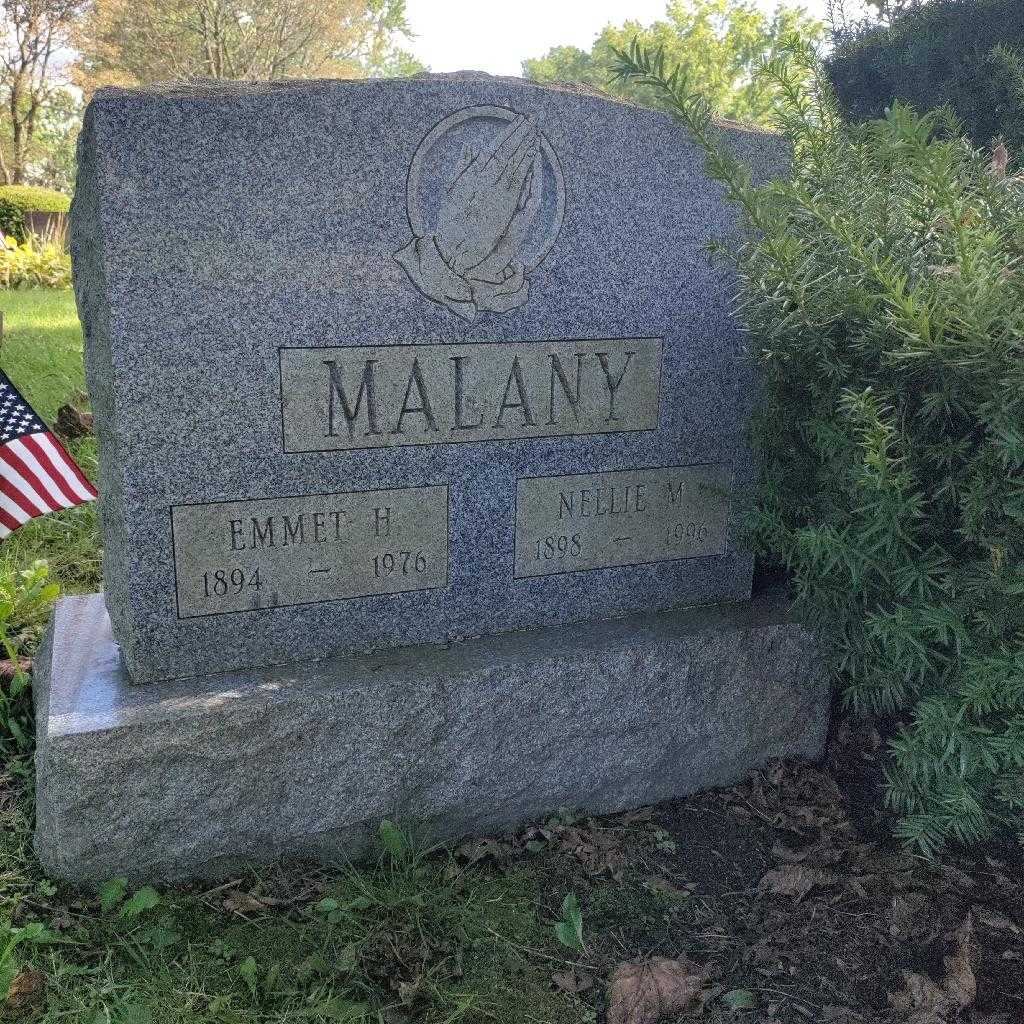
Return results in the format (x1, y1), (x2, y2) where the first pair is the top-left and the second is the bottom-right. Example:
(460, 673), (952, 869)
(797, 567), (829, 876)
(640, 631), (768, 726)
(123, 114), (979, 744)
(0, 289), (101, 592)
(0, 289), (589, 1024)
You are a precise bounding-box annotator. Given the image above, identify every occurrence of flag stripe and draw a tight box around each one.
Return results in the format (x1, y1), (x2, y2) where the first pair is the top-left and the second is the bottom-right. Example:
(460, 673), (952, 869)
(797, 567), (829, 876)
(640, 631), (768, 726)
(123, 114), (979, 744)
(0, 371), (96, 539)
(58, 439), (96, 496)
(0, 452), (52, 515)
(0, 474), (43, 518)
(0, 505), (21, 537)
(20, 434), (82, 506)
(35, 433), (97, 500)
(0, 444), (67, 511)
(0, 492), (32, 527)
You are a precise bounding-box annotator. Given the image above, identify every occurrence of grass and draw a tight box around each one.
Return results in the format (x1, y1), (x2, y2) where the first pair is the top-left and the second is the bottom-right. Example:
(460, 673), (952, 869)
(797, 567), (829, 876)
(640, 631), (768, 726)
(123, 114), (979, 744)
(0, 289), (597, 1024)
(0, 289), (100, 593)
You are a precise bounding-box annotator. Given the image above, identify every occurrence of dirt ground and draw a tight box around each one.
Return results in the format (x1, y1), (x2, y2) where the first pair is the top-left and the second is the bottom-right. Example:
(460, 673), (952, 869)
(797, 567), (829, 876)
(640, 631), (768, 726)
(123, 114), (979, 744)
(463, 713), (1024, 1024)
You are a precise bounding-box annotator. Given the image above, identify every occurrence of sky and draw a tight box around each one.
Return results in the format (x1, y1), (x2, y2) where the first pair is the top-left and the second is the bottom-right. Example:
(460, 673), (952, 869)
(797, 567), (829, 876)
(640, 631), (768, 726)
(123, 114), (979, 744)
(405, 0), (838, 77)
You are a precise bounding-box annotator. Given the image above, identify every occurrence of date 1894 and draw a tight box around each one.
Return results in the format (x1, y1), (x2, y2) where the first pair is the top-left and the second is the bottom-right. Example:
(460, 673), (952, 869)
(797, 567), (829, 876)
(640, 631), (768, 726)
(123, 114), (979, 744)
(171, 486), (449, 618)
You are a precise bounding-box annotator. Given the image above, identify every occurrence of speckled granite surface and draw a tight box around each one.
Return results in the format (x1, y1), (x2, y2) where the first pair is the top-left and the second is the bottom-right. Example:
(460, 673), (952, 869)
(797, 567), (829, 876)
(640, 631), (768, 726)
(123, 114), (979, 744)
(35, 590), (827, 884)
(72, 73), (787, 682)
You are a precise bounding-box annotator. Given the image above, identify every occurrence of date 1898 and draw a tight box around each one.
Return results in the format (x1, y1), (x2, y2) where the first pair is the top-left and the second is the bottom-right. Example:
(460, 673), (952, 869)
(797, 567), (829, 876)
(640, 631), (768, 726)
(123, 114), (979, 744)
(515, 465), (730, 578)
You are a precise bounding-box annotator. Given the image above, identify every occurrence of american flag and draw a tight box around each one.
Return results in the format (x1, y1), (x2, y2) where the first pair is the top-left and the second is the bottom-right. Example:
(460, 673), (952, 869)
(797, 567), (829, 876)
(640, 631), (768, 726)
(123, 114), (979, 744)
(0, 371), (97, 538)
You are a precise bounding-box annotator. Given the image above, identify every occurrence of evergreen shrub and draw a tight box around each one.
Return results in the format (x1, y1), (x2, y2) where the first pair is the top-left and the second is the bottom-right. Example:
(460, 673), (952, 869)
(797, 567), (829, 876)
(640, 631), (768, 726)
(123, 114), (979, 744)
(826, 0), (1024, 154)
(612, 40), (1024, 854)
(0, 185), (71, 214)
(0, 198), (25, 244)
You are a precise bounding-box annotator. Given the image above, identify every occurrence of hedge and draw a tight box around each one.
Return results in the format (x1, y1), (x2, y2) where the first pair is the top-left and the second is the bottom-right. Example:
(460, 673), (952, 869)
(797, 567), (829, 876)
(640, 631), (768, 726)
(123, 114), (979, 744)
(0, 185), (71, 214)
(826, 0), (1024, 153)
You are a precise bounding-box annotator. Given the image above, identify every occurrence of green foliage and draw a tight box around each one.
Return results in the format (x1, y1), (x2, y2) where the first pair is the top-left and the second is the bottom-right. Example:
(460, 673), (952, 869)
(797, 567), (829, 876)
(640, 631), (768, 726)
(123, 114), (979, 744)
(0, 196), (26, 242)
(523, 0), (825, 126)
(0, 185), (71, 214)
(0, 235), (72, 288)
(0, 560), (59, 755)
(552, 893), (585, 952)
(612, 38), (1024, 854)
(826, 0), (1024, 153)
(0, 293), (101, 595)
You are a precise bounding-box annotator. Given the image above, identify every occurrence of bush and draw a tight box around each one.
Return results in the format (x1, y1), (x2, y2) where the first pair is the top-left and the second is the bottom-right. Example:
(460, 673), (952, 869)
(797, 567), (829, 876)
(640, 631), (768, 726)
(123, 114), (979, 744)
(0, 185), (71, 214)
(0, 236), (72, 288)
(0, 197), (25, 243)
(613, 41), (1024, 854)
(0, 560), (58, 756)
(826, 0), (1024, 154)
(0, 185), (70, 243)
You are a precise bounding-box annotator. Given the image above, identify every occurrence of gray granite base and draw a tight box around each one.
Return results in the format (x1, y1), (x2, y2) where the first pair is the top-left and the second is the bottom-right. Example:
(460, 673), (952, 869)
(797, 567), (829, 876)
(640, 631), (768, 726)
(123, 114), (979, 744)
(34, 591), (829, 885)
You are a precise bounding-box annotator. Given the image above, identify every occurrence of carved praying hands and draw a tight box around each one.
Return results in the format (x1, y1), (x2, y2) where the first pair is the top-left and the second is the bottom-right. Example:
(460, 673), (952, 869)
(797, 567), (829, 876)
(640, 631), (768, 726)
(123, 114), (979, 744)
(394, 105), (564, 321)
(435, 115), (542, 278)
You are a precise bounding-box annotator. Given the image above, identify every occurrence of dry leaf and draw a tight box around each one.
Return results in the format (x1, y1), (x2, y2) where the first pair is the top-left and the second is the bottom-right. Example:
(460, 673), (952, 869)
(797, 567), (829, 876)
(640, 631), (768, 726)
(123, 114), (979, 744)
(758, 865), (831, 901)
(5, 968), (46, 1011)
(890, 892), (936, 941)
(607, 956), (706, 1024)
(771, 841), (810, 864)
(887, 913), (978, 1024)
(888, 971), (955, 1024)
(972, 905), (1020, 935)
(55, 403), (94, 439)
(222, 890), (268, 915)
(991, 141), (1010, 177)
(397, 975), (422, 1006)
(942, 913), (976, 1009)
(552, 969), (592, 993)
(0, 657), (31, 684)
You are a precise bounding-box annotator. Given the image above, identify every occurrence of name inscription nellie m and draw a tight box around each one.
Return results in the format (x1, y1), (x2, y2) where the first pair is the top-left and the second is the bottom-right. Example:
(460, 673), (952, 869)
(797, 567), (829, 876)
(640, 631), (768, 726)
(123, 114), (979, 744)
(279, 339), (662, 452)
(515, 464), (731, 578)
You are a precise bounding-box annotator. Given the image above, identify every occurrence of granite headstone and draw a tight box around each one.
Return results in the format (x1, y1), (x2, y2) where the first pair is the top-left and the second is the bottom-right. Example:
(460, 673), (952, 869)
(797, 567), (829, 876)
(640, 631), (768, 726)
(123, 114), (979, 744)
(70, 73), (780, 683)
(34, 73), (829, 883)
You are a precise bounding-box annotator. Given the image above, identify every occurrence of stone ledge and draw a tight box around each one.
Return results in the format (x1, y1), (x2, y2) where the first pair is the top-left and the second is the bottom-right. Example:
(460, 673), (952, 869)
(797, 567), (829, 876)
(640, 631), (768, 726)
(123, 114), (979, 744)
(34, 591), (829, 885)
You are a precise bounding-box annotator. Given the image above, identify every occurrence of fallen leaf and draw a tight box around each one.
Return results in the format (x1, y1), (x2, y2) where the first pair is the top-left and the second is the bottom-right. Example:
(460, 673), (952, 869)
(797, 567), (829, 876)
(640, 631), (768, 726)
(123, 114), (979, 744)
(942, 913), (976, 1009)
(397, 975), (422, 1006)
(771, 841), (810, 864)
(891, 892), (936, 941)
(887, 913), (978, 1023)
(552, 969), (592, 993)
(973, 905), (1020, 935)
(644, 875), (693, 896)
(0, 657), (31, 684)
(5, 968), (46, 1011)
(222, 890), (268, 915)
(607, 955), (706, 1024)
(55, 403), (94, 439)
(888, 971), (955, 1023)
(721, 988), (758, 1009)
(758, 865), (831, 901)
(991, 141), (1010, 177)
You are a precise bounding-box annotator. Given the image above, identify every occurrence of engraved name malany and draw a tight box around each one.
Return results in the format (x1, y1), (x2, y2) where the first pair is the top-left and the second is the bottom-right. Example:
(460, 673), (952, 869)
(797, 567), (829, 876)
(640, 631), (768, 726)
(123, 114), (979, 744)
(171, 486), (448, 618)
(279, 339), (662, 452)
(515, 465), (732, 578)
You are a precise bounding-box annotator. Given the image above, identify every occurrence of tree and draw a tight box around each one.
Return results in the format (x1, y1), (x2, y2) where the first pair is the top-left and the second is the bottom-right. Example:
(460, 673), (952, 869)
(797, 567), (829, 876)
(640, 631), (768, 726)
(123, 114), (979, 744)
(825, 0), (925, 42)
(74, 0), (425, 95)
(522, 0), (825, 126)
(0, 1), (85, 185)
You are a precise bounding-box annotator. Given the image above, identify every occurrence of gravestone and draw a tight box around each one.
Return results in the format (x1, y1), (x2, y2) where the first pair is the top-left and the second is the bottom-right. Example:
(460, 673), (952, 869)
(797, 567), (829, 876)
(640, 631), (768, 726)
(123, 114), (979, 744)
(34, 73), (829, 883)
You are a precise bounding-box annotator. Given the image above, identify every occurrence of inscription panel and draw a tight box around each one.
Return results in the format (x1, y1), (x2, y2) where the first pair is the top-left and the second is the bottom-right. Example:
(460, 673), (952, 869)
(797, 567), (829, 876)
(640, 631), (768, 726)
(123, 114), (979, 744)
(515, 465), (731, 578)
(172, 486), (448, 618)
(279, 339), (662, 451)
